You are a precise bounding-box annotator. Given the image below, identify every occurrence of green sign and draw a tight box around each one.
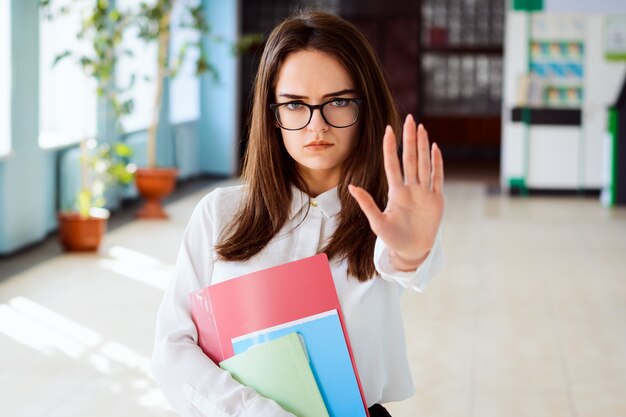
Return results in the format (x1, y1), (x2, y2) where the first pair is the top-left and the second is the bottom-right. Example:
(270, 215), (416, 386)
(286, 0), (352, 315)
(513, 0), (544, 11)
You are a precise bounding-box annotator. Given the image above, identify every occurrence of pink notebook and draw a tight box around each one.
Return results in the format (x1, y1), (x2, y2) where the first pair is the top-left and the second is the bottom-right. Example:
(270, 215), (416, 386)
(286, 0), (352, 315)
(189, 253), (369, 416)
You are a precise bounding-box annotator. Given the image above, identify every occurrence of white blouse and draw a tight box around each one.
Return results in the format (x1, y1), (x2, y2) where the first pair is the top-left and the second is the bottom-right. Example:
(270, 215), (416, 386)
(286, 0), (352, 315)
(151, 185), (443, 417)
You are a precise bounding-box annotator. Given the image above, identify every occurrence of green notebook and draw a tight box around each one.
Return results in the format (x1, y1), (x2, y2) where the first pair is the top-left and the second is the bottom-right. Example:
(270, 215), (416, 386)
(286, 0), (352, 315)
(219, 332), (329, 417)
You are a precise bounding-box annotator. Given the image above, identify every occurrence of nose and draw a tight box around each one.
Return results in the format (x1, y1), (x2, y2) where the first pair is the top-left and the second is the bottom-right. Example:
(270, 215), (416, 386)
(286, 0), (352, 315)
(307, 107), (329, 132)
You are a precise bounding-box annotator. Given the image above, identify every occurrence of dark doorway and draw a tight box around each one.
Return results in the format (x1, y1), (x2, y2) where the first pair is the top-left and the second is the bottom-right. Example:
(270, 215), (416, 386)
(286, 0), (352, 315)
(419, 0), (503, 182)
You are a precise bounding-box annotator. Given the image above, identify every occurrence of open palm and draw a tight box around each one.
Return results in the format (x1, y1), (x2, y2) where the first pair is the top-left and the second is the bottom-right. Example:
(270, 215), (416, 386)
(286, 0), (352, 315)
(349, 115), (444, 270)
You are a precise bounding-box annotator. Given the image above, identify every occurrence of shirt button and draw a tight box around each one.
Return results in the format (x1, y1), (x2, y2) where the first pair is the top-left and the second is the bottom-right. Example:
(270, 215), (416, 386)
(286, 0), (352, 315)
(310, 200), (318, 207)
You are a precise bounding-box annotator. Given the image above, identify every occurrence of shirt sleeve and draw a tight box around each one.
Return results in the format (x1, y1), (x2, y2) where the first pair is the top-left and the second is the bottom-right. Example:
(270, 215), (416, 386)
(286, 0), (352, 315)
(150, 194), (296, 417)
(373, 228), (444, 292)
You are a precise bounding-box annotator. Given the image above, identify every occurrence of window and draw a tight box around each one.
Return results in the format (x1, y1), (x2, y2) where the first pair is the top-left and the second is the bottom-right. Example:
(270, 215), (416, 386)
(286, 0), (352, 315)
(117, 0), (203, 130)
(116, 0), (157, 133)
(169, 0), (201, 125)
(0, 0), (10, 156)
(39, 0), (97, 149)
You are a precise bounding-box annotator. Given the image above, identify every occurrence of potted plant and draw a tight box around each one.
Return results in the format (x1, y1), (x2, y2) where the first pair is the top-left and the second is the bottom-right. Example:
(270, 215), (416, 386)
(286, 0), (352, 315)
(130, 0), (212, 218)
(43, 0), (213, 218)
(41, 0), (135, 250)
(58, 139), (135, 251)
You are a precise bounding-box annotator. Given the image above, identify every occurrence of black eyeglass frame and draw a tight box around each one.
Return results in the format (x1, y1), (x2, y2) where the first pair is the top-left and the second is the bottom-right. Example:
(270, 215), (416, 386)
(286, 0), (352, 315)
(269, 98), (363, 131)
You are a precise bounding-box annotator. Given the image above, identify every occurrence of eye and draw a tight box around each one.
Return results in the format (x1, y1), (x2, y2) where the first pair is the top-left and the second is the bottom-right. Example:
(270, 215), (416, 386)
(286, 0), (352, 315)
(285, 102), (304, 110)
(330, 99), (349, 107)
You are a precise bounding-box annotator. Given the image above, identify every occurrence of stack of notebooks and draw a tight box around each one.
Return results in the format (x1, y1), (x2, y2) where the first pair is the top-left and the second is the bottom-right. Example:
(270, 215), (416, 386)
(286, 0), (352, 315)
(189, 254), (369, 417)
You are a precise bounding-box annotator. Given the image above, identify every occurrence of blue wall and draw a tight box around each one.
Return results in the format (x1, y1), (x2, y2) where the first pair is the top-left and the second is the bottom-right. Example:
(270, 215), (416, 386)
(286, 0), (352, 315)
(0, 0), (48, 254)
(200, 0), (240, 174)
(0, 0), (239, 255)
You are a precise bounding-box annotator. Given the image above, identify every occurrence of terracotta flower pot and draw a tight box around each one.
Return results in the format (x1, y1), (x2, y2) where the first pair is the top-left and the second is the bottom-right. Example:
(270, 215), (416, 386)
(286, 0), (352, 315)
(135, 167), (178, 219)
(57, 212), (108, 252)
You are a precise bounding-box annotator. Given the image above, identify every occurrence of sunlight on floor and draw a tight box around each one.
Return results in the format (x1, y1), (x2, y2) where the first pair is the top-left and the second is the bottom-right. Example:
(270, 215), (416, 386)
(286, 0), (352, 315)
(0, 297), (99, 358)
(99, 245), (174, 290)
(0, 295), (173, 412)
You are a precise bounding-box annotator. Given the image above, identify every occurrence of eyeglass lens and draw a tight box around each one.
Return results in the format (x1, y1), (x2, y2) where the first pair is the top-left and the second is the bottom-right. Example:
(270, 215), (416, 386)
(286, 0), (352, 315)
(276, 100), (359, 130)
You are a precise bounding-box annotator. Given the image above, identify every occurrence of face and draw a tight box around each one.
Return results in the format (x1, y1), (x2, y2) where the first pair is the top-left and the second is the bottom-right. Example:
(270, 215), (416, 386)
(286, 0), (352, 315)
(274, 49), (359, 191)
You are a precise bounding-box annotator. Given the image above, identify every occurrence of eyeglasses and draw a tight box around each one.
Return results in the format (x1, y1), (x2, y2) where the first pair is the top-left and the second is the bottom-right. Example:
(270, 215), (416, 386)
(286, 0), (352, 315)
(269, 98), (363, 131)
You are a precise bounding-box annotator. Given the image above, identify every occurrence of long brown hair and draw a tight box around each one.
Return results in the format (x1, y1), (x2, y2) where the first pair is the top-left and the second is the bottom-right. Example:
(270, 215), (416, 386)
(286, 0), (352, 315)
(215, 11), (401, 281)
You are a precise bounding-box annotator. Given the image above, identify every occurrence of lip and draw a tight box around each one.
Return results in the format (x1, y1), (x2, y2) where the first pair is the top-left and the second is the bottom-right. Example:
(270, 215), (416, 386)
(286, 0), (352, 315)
(304, 140), (334, 149)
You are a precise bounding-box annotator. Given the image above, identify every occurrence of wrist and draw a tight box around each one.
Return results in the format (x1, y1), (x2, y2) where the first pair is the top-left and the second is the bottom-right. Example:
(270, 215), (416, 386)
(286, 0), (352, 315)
(389, 249), (429, 272)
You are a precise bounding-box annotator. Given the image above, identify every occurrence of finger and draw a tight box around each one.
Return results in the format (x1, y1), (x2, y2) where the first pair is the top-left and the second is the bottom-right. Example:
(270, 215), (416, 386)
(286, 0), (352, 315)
(431, 142), (444, 194)
(383, 125), (403, 188)
(348, 184), (384, 235)
(417, 124), (432, 188)
(402, 114), (418, 184)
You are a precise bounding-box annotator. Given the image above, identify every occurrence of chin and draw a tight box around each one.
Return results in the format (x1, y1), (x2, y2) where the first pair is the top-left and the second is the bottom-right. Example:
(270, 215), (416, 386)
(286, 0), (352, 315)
(295, 159), (341, 172)
(301, 160), (341, 170)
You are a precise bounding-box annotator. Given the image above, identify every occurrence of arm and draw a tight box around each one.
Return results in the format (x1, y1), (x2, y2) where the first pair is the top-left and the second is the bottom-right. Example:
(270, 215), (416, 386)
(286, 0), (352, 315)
(150, 196), (295, 417)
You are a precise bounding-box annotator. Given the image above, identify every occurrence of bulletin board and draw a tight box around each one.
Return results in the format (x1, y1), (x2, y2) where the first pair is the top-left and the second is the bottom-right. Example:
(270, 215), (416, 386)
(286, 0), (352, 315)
(529, 15), (585, 108)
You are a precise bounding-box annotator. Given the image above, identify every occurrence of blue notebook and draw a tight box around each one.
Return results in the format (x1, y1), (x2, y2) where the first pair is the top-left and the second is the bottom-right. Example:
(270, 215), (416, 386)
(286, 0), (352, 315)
(232, 310), (366, 417)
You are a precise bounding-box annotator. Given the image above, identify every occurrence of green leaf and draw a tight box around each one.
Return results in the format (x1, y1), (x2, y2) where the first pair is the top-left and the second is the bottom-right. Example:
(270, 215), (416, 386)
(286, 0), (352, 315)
(120, 99), (134, 116)
(79, 56), (94, 68)
(52, 51), (72, 67)
(113, 143), (133, 158)
(109, 9), (121, 22)
(234, 33), (264, 55)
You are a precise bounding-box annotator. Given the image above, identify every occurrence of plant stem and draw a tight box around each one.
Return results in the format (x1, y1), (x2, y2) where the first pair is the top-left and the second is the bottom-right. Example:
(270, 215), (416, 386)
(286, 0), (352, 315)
(147, 1), (173, 168)
(80, 138), (90, 194)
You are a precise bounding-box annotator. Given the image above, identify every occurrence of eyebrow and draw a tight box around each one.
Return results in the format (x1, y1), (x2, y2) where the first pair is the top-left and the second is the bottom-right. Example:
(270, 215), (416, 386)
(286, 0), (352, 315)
(277, 89), (358, 100)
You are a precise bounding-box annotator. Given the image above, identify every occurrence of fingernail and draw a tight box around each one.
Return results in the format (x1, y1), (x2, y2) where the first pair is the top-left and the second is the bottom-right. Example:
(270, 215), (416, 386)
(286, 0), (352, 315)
(418, 123), (424, 131)
(406, 114), (413, 122)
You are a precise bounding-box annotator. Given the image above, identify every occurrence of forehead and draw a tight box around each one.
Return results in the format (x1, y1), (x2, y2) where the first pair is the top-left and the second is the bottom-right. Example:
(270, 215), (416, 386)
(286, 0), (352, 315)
(275, 49), (354, 97)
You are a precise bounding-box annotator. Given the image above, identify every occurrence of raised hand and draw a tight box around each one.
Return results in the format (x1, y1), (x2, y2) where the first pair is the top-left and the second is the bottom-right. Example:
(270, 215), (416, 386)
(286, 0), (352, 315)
(348, 114), (444, 271)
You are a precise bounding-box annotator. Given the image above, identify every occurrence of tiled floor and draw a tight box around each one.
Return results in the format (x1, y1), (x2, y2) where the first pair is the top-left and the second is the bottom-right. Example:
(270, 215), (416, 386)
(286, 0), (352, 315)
(1, 178), (625, 417)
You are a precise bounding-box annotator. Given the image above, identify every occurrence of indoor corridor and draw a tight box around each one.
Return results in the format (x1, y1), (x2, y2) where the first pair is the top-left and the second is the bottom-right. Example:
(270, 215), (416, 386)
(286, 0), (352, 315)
(1, 176), (625, 417)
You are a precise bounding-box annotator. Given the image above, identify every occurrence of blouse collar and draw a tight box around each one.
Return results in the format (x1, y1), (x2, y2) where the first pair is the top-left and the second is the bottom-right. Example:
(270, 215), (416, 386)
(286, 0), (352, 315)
(289, 185), (342, 220)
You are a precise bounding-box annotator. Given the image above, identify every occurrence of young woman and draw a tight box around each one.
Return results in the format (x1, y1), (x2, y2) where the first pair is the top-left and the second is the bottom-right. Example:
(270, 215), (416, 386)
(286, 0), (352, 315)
(151, 11), (444, 417)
